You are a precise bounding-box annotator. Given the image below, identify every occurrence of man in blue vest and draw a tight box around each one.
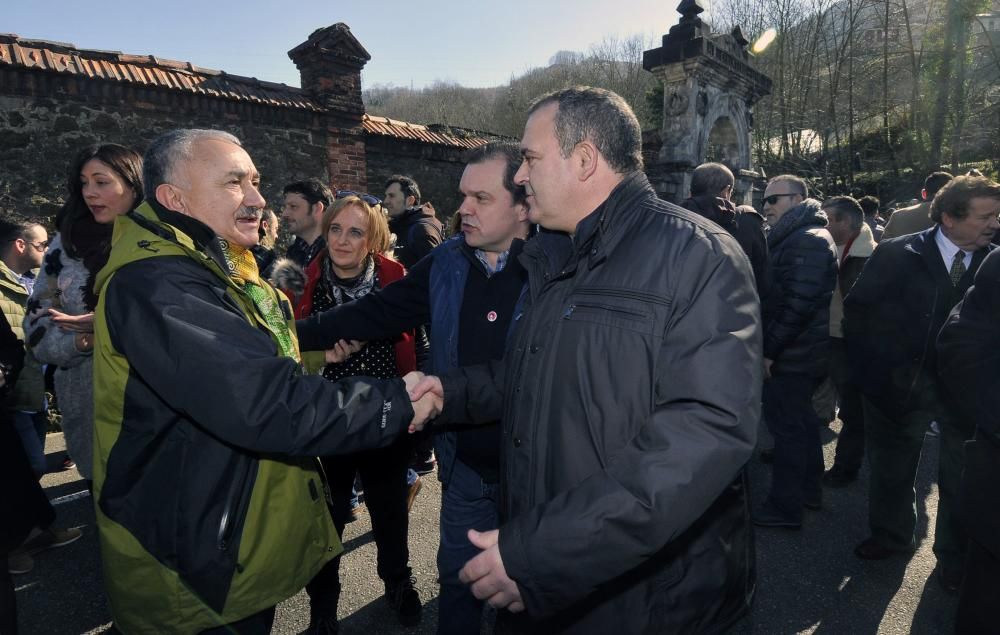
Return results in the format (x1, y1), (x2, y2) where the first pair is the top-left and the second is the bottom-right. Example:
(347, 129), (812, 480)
(297, 141), (531, 635)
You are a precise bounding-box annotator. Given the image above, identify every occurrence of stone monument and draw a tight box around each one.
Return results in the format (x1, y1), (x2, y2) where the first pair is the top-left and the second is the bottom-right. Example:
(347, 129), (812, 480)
(643, 0), (772, 204)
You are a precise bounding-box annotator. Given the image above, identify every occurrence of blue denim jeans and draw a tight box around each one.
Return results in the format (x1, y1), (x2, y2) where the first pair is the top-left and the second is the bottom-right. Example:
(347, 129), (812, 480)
(437, 459), (500, 635)
(12, 411), (47, 478)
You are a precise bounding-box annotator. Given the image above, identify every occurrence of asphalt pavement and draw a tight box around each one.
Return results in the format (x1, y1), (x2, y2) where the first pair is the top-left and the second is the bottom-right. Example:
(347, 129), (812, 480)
(13, 422), (958, 634)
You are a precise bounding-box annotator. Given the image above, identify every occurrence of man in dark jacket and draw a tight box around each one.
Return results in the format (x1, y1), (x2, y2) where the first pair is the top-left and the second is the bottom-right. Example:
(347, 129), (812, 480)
(844, 175), (999, 593)
(384, 175), (444, 269)
(821, 196), (877, 487)
(282, 178), (331, 268)
(409, 87), (761, 634)
(681, 161), (770, 296)
(937, 248), (1000, 632)
(297, 141), (531, 635)
(756, 175), (838, 528)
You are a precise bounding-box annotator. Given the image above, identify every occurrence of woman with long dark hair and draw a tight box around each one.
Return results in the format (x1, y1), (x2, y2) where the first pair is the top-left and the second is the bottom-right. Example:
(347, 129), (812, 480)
(24, 144), (143, 485)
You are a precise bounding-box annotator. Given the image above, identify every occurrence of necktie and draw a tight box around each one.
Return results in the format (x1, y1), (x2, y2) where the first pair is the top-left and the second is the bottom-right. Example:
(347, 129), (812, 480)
(949, 250), (966, 287)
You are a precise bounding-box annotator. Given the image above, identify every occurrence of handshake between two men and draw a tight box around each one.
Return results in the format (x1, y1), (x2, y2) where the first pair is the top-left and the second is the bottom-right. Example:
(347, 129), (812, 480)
(402, 371), (443, 433)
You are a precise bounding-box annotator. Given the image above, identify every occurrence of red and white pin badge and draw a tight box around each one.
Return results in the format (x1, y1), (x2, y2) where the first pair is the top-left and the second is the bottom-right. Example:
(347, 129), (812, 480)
(487, 311), (498, 322)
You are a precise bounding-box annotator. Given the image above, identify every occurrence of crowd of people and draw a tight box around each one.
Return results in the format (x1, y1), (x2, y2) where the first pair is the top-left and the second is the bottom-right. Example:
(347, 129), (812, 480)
(1, 85), (998, 635)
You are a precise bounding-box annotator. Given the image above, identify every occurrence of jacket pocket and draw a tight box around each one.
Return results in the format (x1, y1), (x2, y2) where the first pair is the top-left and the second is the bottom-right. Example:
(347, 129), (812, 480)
(562, 297), (654, 335)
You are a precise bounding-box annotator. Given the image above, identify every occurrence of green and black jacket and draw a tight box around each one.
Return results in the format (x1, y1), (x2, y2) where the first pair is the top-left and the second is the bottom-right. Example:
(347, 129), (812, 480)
(92, 201), (414, 634)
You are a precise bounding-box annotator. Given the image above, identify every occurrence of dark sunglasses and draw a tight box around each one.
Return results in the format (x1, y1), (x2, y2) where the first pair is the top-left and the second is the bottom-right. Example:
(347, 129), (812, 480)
(763, 193), (799, 206)
(336, 190), (382, 207)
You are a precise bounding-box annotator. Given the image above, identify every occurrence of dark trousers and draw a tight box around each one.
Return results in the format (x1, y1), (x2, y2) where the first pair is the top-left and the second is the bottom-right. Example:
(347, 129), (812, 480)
(862, 392), (972, 568)
(956, 437), (1000, 634)
(307, 437), (412, 619)
(763, 373), (824, 520)
(437, 459), (500, 635)
(829, 338), (865, 472)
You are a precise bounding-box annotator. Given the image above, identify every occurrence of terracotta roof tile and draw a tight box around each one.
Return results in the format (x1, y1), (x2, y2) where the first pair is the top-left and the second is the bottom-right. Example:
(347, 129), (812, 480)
(362, 114), (500, 149)
(0, 33), (322, 112)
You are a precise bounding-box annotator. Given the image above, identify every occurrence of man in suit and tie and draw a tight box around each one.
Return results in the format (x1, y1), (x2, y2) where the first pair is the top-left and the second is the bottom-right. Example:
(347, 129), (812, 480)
(843, 176), (1000, 594)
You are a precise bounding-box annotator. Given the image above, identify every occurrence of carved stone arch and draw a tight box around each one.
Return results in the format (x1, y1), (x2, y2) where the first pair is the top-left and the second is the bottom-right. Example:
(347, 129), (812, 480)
(700, 96), (750, 171)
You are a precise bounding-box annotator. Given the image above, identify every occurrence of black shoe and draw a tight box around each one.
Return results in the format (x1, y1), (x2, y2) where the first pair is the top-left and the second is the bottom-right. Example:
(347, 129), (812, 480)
(307, 615), (340, 635)
(753, 504), (801, 529)
(385, 576), (421, 627)
(759, 449), (774, 464)
(854, 537), (911, 560)
(823, 465), (858, 488)
(410, 457), (436, 476)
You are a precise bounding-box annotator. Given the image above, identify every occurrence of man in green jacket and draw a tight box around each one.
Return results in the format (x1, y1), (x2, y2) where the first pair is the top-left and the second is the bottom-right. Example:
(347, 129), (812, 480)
(93, 129), (435, 634)
(0, 213), (49, 477)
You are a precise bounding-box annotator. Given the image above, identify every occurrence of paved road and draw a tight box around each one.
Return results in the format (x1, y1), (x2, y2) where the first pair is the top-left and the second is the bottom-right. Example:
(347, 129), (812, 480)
(14, 424), (958, 634)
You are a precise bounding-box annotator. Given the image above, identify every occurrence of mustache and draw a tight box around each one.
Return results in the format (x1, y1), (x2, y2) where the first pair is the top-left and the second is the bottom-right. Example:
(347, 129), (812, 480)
(235, 207), (262, 221)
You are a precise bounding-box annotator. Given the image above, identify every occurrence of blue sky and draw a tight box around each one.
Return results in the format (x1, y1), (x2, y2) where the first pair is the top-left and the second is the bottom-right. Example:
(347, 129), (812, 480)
(5, 0), (686, 89)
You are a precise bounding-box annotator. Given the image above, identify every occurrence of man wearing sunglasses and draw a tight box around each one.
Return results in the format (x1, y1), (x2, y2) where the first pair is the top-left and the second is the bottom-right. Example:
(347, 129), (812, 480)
(0, 215), (49, 477)
(756, 174), (838, 529)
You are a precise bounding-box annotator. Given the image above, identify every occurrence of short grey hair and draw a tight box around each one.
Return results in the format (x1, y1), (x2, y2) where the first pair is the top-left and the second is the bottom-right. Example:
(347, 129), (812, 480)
(691, 162), (735, 197)
(768, 174), (809, 198)
(143, 129), (242, 200)
(528, 86), (643, 174)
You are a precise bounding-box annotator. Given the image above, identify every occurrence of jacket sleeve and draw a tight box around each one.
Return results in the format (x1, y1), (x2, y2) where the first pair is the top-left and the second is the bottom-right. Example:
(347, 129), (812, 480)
(296, 256), (432, 351)
(937, 250), (1000, 444)
(763, 231), (836, 361)
(24, 260), (91, 369)
(498, 233), (761, 617)
(102, 258), (415, 457)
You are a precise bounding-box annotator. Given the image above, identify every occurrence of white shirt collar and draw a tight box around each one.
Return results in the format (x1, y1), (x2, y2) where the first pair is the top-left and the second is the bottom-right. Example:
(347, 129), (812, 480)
(935, 227), (972, 271)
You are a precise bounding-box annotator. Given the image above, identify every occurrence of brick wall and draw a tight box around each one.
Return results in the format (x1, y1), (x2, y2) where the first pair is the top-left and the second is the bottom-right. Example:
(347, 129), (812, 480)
(0, 90), (330, 222)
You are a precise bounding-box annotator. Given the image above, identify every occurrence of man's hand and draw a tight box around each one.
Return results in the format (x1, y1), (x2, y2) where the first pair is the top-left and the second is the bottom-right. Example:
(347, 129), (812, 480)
(459, 529), (525, 612)
(324, 339), (364, 364)
(763, 358), (773, 379)
(404, 371), (443, 433)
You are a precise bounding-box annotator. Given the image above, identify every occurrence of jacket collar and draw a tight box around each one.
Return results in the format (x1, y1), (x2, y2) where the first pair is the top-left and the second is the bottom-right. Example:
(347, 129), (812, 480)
(903, 225), (991, 287)
(846, 223), (877, 258)
(521, 171), (653, 284)
(136, 199), (229, 274)
(767, 199), (827, 247)
(0, 260), (27, 295)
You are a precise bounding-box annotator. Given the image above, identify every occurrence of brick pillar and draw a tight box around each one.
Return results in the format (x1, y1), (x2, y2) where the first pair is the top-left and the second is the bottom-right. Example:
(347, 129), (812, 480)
(289, 23), (370, 193)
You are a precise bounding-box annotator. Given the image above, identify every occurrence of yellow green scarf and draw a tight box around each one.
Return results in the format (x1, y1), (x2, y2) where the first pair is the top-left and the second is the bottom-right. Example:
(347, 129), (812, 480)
(221, 241), (299, 361)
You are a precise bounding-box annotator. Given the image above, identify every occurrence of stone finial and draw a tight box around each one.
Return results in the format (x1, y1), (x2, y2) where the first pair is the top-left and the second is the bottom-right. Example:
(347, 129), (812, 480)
(731, 26), (749, 48)
(288, 23), (370, 115)
(677, 0), (706, 23)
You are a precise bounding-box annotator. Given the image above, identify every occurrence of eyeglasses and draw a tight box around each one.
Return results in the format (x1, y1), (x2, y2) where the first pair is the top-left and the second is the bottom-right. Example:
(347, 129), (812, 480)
(763, 193), (800, 206)
(336, 190), (382, 207)
(27, 240), (50, 251)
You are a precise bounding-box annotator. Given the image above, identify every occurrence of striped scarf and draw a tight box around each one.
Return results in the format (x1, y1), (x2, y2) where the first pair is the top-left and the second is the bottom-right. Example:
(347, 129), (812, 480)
(221, 240), (299, 361)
